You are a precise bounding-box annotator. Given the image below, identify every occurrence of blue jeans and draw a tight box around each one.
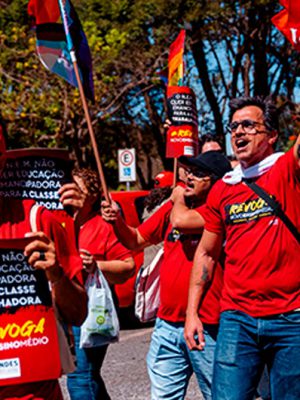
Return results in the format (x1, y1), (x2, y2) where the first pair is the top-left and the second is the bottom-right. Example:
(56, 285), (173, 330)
(147, 318), (218, 400)
(213, 310), (300, 400)
(67, 326), (110, 400)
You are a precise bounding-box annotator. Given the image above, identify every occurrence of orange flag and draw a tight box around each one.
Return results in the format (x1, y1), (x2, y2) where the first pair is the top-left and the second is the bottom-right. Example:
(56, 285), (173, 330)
(272, 0), (300, 51)
(168, 30), (185, 86)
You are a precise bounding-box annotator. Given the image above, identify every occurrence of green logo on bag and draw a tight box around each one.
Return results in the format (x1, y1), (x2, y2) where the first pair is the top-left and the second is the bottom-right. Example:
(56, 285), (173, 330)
(96, 315), (105, 325)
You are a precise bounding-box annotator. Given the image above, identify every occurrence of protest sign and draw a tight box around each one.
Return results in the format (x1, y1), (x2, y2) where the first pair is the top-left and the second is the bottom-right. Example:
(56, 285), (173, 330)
(166, 86), (199, 158)
(0, 237), (61, 385)
(0, 148), (73, 211)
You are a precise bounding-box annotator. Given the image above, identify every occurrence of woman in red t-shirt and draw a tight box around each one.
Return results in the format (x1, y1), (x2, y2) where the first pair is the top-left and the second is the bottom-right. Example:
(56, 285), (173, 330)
(59, 168), (135, 400)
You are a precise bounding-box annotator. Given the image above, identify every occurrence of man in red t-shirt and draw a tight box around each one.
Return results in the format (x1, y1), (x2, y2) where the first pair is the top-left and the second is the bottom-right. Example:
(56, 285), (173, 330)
(185, 96), (300, 400)
(0, 124), (87, 400)
(102, 152), (231, 400)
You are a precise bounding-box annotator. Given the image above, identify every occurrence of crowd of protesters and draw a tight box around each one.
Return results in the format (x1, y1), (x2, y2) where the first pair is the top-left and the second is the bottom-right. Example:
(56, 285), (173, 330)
(0, 94), (299, 400)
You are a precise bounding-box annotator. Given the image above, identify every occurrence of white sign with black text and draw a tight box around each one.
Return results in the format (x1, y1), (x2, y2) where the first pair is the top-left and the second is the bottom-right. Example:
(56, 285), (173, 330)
(118, 149), (136, 182)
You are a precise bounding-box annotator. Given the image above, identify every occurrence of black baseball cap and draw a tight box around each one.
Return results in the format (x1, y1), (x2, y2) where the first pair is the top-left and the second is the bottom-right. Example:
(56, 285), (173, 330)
(179, 151), (232, 178)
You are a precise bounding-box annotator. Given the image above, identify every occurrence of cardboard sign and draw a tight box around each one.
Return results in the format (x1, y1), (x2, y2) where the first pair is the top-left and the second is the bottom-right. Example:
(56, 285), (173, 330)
(0, 238), (61, 385)
(166, 86), (199, 158)
(0, 148), (73, 211)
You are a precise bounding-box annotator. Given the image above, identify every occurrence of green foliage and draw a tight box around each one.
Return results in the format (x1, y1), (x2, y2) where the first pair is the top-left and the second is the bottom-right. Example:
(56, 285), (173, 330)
(0, 0), (299, 188)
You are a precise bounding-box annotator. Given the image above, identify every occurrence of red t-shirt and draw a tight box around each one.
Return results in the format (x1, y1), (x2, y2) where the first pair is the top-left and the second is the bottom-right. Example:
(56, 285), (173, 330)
(0, 199), (82, 280)
(79, 213), (131, 263)
(138, 201), (223, 324)
(0, 199), (83, 400)
(205, 149), (300, 317)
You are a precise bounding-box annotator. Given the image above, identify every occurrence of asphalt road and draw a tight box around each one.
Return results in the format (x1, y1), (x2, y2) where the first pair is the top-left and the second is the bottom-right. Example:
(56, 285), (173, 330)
(60, 326), (203, 400)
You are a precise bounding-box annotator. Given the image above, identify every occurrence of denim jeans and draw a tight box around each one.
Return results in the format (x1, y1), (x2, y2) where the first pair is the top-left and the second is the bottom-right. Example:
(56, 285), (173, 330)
(212, 310), (300, 400)
(147, 318), (218, 400)
(67, 326), (110, 400)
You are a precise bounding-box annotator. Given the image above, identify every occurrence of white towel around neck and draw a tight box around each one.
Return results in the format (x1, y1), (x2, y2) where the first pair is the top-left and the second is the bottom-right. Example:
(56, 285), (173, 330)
(222, 152), (284, 185)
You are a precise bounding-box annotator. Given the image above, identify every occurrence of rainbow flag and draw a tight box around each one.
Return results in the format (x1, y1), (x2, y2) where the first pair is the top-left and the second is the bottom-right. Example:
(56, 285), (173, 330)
(28, 0), (94, 101)
(272, 0), (300, 51)
(168, 30), (185, 86)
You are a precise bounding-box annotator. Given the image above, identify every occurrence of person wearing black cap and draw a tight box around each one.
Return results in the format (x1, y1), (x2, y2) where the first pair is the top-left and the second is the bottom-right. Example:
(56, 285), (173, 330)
(101, 151), (231, 400)
(170, 151), (232, 234)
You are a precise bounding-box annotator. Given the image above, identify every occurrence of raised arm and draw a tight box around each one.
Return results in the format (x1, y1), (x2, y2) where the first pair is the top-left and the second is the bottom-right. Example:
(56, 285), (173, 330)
(24, 231), (87, 326)
(170, 186), (205, 233)
(80, 248), (135, 285)
(184, 229), (223, 351)
(58, 181), (89, 228)
(101, 199), (150, 251)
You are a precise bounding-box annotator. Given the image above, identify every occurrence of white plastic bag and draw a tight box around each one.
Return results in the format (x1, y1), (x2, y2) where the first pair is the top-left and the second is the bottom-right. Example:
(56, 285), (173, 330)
(80, 270), (119, 348)
(135, 248), (163, 323)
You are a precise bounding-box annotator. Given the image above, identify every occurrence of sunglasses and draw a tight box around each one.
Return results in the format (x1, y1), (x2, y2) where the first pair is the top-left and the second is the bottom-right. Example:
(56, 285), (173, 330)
(227, 119), (266, 135)
(186, 168), (211, 179)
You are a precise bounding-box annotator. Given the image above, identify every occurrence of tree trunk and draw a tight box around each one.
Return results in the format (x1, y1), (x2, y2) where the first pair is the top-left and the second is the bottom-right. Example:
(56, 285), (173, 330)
(191, 25), (224, 137)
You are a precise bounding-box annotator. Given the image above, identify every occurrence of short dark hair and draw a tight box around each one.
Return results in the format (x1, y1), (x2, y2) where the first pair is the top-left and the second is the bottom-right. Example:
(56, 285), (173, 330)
(72, 167), (101, 211)
(200, 133), (220, 144)
(229, 96), (279, 133)
(144, 186), (172, 213)
(199, 134), (223, 150)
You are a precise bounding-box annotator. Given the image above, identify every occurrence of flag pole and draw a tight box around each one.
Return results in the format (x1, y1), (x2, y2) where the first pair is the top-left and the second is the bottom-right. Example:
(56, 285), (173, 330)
(70, 51), (110, 203)
(167, 30), (185, 189)
(173, 157), (178, 188)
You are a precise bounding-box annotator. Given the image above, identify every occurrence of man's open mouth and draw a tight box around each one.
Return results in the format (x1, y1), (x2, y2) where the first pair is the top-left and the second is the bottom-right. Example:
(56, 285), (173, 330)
(235, 138), (249, 149)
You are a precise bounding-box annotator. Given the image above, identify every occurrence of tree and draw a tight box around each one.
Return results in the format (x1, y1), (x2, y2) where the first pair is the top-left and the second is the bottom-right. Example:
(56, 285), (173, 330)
(0, 0), (299, 188)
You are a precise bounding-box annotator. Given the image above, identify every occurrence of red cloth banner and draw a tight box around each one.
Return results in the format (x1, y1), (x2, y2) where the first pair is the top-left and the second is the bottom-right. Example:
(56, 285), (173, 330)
(168, 30), (185, 86)
(272, 0), (300, 51)
(166, 86), (199, 158)
(0, 238), (61, 386)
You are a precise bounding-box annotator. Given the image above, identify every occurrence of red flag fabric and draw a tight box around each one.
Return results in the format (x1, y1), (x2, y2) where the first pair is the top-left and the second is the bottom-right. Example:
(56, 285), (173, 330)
(272, 0), (300, 51)
(168, 30), (185, 86)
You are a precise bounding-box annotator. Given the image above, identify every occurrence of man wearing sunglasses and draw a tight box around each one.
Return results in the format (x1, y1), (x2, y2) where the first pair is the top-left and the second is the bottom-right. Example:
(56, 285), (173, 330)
(185, 96), (300, 400)
(102, 151), (231, 400)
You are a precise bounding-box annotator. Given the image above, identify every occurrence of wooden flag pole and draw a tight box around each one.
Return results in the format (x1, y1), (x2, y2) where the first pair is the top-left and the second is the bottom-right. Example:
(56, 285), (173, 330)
(71, 52), (110, 204)
(173, 157), (178, 188)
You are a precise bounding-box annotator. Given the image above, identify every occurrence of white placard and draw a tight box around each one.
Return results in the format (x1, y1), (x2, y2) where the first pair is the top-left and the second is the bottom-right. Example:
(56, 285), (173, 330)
(0, 358), (21, 379)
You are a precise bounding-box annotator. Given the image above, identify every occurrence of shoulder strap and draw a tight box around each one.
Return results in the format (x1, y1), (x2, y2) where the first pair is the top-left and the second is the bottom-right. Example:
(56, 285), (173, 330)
(243, 178), (300, 244)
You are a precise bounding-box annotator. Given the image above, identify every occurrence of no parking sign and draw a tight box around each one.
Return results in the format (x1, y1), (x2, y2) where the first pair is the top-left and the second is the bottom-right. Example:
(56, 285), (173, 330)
(118, 148), (136, 182)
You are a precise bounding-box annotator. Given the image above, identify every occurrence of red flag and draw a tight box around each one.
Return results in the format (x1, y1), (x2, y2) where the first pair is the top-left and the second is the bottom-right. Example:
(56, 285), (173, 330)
(168, 30), (185, 86)
(272, 0), (300, 51)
